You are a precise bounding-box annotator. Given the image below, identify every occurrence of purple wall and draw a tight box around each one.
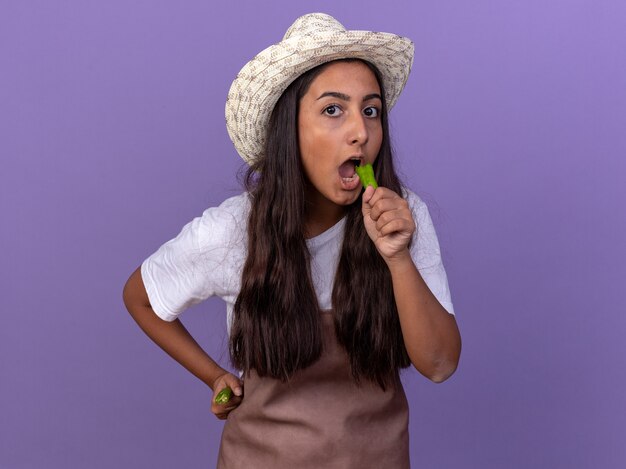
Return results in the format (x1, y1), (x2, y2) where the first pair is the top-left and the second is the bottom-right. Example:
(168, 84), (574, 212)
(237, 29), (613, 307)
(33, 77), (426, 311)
(2, 1), (625, 468)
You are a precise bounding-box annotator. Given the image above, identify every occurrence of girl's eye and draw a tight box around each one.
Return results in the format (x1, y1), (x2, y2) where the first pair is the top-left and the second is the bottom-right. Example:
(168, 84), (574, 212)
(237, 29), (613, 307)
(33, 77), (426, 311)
(363, 106), (379, 118)
(323, 105), (341, 116)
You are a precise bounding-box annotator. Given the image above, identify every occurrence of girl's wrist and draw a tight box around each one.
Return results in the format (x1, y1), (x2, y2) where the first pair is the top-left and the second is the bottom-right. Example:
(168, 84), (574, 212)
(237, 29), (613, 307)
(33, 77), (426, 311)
(207, 367), (229, 391)
(383, 249), (414, 273)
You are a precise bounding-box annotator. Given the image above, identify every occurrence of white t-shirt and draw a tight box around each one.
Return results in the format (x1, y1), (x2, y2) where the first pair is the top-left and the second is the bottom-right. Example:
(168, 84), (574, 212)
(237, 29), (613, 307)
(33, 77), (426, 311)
(141, 188), (455, 331)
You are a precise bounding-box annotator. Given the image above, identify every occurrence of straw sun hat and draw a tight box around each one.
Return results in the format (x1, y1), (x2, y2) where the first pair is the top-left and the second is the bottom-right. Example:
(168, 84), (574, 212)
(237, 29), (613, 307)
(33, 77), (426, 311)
(225, 12), (415, 165)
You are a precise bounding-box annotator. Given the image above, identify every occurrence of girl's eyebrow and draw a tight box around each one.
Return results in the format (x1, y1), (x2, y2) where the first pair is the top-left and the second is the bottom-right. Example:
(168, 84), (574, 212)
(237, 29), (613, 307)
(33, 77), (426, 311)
(317, 91), (382, 102)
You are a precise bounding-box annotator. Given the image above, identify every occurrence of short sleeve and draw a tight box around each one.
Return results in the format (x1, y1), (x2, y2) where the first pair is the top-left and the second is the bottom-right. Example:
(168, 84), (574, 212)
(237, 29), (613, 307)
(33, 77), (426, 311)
(404, 189), (456, 316)
(141, 194), (249, 322)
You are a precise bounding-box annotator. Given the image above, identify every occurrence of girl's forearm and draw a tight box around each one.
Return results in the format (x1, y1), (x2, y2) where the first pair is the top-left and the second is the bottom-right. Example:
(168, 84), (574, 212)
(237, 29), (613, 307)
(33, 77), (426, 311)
(130, 307), (225, 389)
(385, 251), (461, 383)
(123, 269), (226, 390)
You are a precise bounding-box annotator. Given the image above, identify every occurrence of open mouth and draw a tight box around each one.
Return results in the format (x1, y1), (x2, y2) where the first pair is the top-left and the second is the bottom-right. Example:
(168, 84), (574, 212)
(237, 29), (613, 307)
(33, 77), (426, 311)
(337, 157), (364, 191)
(338, 157), (362, 181)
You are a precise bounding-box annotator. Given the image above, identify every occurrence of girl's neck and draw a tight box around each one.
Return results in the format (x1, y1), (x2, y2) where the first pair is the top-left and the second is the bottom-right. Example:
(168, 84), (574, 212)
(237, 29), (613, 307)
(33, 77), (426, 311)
(304, 196), (346, 239)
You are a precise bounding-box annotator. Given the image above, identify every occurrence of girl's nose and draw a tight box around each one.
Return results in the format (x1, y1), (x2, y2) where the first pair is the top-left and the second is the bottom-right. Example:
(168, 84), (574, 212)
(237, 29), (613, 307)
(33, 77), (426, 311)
(348, 114), (369, 146)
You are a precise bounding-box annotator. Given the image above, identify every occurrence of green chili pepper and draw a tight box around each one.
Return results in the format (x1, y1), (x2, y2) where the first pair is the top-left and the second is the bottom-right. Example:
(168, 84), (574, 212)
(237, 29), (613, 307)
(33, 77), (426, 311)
(355, 163), (378, 189)
(214, 386), (233, 405)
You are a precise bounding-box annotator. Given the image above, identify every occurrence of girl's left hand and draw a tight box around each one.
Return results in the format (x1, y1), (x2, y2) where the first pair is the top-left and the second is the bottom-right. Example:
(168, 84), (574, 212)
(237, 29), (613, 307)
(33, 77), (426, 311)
(362, 185), (415, 264)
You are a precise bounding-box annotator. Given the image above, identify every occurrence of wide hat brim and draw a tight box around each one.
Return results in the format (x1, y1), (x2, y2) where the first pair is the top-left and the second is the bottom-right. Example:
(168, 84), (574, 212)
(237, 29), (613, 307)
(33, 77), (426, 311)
(225, 13), (415, 165)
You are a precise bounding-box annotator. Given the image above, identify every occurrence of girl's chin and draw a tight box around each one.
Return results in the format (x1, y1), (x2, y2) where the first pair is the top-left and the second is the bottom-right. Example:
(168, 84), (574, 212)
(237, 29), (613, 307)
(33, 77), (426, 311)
(306, 179), (362, 208)
(333, 187), (362, 206)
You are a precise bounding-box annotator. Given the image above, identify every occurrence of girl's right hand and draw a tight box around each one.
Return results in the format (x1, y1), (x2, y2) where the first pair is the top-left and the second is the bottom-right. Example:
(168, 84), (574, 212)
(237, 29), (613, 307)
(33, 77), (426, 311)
(211, 371), (244, 420)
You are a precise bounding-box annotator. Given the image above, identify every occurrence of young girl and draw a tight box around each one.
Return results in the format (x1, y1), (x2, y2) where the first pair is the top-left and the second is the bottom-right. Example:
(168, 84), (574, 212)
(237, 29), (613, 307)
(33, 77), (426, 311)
(123, 13), (461, 468)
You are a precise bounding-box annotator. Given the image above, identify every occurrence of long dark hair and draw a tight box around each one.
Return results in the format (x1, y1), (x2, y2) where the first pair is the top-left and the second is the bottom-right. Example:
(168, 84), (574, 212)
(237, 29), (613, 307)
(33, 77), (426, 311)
(230, 59), (411, 390)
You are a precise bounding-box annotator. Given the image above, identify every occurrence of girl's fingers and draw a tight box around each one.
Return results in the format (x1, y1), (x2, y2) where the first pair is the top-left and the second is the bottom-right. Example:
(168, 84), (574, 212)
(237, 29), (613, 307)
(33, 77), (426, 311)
(368, 193), (408, 221)
(211, 372), (244, 420)
(212, 395), (243, 419)
(369, 199), (397, 221)
(378, 218), (413, 238)
(362, 187), (415, 258)
(374, 207), (402, 229)
(222, 374), (244, 397)
(362, 185), (376, 203)
(213, 372), (244, 396)
(376, 209), (414, 232)
(217, 395), (243, 411)
(366, 186), (400, 207)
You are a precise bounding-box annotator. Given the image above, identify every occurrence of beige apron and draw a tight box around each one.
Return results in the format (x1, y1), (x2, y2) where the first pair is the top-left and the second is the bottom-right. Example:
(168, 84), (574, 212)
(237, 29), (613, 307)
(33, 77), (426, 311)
(217, 310), (410, 468)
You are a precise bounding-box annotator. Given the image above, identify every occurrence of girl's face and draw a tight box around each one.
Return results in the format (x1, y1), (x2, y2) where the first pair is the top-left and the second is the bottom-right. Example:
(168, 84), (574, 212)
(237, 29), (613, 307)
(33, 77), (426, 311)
(298, 61), (383, 213)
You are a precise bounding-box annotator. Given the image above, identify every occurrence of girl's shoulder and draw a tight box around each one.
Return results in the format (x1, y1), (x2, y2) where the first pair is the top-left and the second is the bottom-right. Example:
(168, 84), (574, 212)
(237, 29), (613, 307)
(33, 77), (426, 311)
(194, 192), (251, 248)
(215, 192), (252, 214)
(206, 191), (251, 216)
